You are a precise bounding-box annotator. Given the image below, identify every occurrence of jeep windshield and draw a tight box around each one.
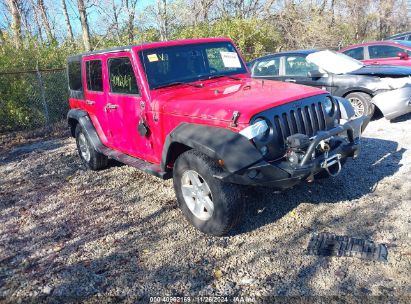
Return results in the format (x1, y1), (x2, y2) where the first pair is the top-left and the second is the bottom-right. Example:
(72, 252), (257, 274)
(306, 50), (364, 74)
(139, 42), (247, 90)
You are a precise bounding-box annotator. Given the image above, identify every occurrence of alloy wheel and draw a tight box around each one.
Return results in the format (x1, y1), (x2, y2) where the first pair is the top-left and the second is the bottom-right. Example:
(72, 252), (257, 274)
(181, 170), (214, 221)
(349, 97), (365, 117)
(78, 132), (91, 162)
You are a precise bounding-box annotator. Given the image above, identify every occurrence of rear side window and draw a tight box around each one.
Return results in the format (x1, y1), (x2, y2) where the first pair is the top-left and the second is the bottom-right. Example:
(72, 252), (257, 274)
(86, 60), (103, 92)
(343, 47), (364, 60)
(252, 57), (280, 76)
(108, 57), (139, 95)
(369, 45), (404, 59)
(68, 61), (82, 91)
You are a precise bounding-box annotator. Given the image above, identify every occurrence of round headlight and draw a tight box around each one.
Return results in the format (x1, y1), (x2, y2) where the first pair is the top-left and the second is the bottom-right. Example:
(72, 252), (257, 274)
(324, 96), (334, 116)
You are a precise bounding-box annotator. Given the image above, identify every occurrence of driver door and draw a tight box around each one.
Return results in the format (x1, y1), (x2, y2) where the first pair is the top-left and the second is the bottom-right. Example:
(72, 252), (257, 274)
(104, 53), (154, 161)
(281, 54), (335, 93)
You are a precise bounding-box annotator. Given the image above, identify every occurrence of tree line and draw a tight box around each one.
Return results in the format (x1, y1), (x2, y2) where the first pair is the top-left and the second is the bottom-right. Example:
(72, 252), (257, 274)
(0, 0), (409, 70)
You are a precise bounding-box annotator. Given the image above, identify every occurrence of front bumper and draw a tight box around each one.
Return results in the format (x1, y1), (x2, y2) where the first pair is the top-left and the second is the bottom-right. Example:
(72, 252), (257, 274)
(219, 115), (368, 189)
(372, 85), (411, 120)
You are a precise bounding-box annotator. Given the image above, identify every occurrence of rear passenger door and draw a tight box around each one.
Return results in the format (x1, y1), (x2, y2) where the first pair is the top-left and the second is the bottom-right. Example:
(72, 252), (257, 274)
(83, 57), (111, 143)
(104, 53), (153, 159)
(364, 45), (410, 66)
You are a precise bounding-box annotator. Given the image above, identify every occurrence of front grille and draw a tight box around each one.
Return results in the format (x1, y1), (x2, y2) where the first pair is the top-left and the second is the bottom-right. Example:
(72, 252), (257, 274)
(251, 94), (338, 160)
(274, 102), (327, 145)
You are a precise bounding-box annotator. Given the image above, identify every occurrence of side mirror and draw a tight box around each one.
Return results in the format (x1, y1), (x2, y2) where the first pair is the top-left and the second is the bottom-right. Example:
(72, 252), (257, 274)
(308, 70), (328, 78)
(398, 52), (409, 60)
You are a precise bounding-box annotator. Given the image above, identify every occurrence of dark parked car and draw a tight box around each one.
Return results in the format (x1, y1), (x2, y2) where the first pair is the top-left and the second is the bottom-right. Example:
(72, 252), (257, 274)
(384, 31), (411, 41)
(248, 49), (411, 120)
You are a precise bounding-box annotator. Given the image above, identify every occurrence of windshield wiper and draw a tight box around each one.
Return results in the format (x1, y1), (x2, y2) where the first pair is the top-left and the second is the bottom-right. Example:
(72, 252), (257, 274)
(200, 74), (241, 81)
(153, 81), (203, 90)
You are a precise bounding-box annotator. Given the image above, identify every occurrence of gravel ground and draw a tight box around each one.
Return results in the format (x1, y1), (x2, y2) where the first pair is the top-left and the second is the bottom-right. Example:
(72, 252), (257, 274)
(1, 115), (410, 303)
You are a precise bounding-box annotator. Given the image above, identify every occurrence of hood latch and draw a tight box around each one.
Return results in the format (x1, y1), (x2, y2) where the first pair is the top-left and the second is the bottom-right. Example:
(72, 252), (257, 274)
(230, 111), (240, 127)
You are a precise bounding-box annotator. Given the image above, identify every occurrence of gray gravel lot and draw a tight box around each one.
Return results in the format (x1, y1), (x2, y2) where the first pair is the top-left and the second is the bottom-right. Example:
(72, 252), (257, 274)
(0, 115), (410, 302)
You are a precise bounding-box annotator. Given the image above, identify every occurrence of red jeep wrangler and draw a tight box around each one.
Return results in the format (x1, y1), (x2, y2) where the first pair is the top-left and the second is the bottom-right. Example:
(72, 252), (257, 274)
(67, 38), (366, 235)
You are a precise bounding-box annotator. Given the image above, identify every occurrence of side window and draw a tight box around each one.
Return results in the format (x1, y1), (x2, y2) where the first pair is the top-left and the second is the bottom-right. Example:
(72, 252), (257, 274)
(343, 47), (364, 60)
(68, 61), (82, 91)
(108, 57), (139, 95)
(369, 45), (404, 59)
(252, 57), (280, 77)
(285, 55), (318, 76)
(86, 60), (103, 92)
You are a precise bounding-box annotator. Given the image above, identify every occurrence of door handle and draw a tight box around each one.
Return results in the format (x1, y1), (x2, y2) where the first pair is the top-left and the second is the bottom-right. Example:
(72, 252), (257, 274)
(105, 103), (118, 110)
(285, 78), (296, 83)
(86, 100), (95, 105)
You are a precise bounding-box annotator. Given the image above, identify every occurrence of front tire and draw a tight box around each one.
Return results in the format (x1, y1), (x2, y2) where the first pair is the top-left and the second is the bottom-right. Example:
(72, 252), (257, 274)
(75, 125), (108, 170)
(173, 150), (244, 236)
(346, 92), (375, 118)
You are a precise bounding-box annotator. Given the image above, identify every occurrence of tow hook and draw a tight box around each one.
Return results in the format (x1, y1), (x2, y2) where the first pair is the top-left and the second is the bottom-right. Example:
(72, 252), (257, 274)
(321, 153), (342, 177)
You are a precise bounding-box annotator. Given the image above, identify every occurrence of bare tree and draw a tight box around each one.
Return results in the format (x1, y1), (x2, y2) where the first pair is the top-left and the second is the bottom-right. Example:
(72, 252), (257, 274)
(28, 0), (44, 41)
(77, 0), (91, 50)
(61, 0), (74, 41)
(37, 0), (54, 42)
(157, 0), (168, 41)
(6, 0), (22, 48)
(192, 0), (214, 24)
(112, 0), (122, 42)
(125, 0), (138, 44)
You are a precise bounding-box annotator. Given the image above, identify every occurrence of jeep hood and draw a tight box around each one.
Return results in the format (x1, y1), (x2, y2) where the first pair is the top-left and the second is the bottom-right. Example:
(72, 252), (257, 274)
(150, 79), (326, 123)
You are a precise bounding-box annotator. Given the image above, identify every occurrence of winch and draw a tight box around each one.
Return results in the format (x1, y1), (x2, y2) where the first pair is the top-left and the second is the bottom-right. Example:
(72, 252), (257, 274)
(285, 134), (310, 164)
(285, 133), (342, 177)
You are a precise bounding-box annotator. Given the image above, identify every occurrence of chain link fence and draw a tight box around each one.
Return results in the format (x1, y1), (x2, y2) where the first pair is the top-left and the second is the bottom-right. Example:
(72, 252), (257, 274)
(0, 68), (68, 133)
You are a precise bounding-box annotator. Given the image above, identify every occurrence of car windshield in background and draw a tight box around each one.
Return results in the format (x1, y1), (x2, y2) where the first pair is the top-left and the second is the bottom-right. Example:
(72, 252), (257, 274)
(307, 50), (364, 74)
(139, 42), (247, 89)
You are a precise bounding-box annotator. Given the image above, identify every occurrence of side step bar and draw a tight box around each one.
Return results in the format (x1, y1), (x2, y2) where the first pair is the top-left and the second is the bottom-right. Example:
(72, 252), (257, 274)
(74, 112), (172, 180)
(100, 145), (172, 180)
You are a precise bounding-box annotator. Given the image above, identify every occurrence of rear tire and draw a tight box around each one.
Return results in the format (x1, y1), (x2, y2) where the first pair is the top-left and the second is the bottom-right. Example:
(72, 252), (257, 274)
(75, 125), (108, 170)
(346, 92), (375, 118)
(173, 150), (244, 236)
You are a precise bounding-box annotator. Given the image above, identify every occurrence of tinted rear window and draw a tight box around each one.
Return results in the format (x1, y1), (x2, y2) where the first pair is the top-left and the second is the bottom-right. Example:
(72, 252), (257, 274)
(86, 60), (103, 92)
(68, 61), (82, 91)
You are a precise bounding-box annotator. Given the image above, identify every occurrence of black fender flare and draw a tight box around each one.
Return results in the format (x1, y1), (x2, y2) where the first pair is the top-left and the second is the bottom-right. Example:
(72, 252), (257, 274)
(67, 109), (104, 153)
(160, 123), (263, 174)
